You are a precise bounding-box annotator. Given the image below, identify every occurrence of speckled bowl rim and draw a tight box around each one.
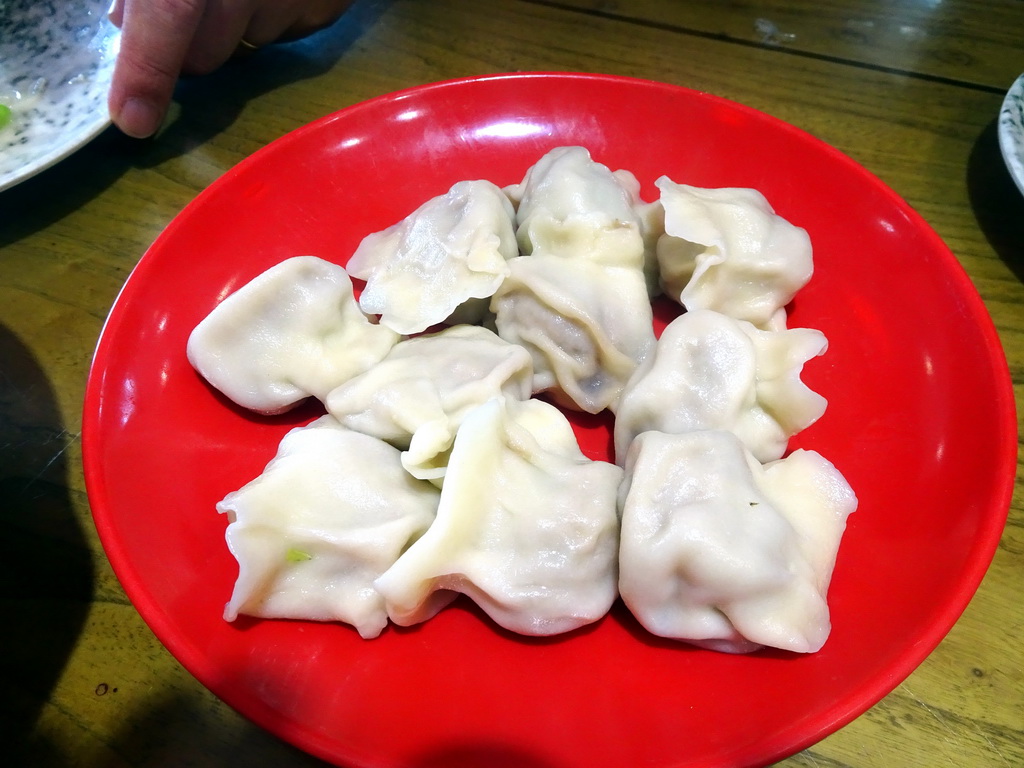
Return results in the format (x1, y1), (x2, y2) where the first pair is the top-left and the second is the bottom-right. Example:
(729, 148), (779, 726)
(998, 72), (1024, 198)
(0, 105), (112, 193)
(0, 6), (119, 194)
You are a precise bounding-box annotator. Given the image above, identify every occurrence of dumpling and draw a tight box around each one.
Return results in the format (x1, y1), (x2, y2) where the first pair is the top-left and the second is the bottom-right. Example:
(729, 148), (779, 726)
(374, 397), (623, 636)
(634, 195), (666, 297)
(613, 309), (827, 464)
(507, 145), (658, 290)
(346, 179), (518, 335)
(187, 256), (399, 414)
(618, 429), (857, 654)
(491, 254), (655, 413)
(655, 178), (813, 328)
(219, 415), (440, 640)
(324, 324), (533, 482)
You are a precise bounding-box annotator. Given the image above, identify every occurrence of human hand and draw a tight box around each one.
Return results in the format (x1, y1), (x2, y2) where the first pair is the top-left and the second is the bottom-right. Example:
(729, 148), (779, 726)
(107, 0), (355, 139)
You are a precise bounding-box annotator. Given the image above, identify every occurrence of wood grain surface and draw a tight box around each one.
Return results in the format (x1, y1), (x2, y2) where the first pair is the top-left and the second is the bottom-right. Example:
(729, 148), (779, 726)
(2, 1), (1021, 766)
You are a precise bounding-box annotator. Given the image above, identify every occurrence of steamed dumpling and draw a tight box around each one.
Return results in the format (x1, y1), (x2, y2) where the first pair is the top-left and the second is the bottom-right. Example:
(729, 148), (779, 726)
(374, 397), (623, 636)
(507, 145), (651, 273)
(347, 179), (518, 334)
(491, 255), (655, 413)
(219, 415), (440, 639)
(655, 179), (813, 328)
(187, 256), (399, 414)
(613, 309), (827, 464)
(324, 324), (533, 482)
(618, 429), (857, 654)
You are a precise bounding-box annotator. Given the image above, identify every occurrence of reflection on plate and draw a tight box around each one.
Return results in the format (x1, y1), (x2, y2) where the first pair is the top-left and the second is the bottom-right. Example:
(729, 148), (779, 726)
(82, 73), (1016, 768)
(0, 0), (119, 193)
(999, 73), (1024, 197)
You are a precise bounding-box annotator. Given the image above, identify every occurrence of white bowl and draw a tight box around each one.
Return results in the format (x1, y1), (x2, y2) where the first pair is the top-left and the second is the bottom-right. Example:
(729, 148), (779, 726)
(0, 0), (120, 192)
(998, 72), (1024, 197)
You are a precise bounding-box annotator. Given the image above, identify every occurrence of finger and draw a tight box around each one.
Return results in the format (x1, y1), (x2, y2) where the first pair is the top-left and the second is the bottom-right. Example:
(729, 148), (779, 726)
(244, 0), (354, 46)
(180, 0), (258, 75)
(108, 0), (207, 138)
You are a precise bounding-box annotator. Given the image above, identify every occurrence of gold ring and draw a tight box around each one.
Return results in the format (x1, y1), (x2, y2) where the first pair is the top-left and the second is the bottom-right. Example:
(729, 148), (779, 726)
(237, 37), (259, 52)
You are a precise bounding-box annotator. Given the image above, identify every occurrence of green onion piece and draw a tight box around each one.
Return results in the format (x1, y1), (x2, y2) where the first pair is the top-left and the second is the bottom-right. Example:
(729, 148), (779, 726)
(286, 547), (312, 563)
(0, 105), (11, 130)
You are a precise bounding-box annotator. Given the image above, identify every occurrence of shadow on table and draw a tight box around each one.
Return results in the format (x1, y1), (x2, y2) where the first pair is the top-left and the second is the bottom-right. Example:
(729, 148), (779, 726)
(91, 689), (335, 767)
(966, 117), (1024, 282)
(0, 325), (93, 761)
(0, 0), (390, 250)
(94, 686), (562, 768)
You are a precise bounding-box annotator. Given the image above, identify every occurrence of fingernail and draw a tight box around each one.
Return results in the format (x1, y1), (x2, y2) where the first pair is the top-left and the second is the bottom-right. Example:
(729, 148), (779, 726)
(117, 97), (163, 139)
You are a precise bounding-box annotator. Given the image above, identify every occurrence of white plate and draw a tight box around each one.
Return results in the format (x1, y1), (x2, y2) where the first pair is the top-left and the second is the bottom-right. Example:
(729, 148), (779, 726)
(0, 0), (120, 193)
(998, 73), (1024, 197)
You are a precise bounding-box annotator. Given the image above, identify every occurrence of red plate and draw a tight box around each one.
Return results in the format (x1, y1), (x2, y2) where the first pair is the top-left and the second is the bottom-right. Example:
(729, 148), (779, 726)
(82, 73), (1016, 768)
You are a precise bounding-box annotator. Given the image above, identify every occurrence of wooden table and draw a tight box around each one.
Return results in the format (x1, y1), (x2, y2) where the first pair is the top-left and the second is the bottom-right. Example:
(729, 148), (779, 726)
(3, 1), (1022, 765)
